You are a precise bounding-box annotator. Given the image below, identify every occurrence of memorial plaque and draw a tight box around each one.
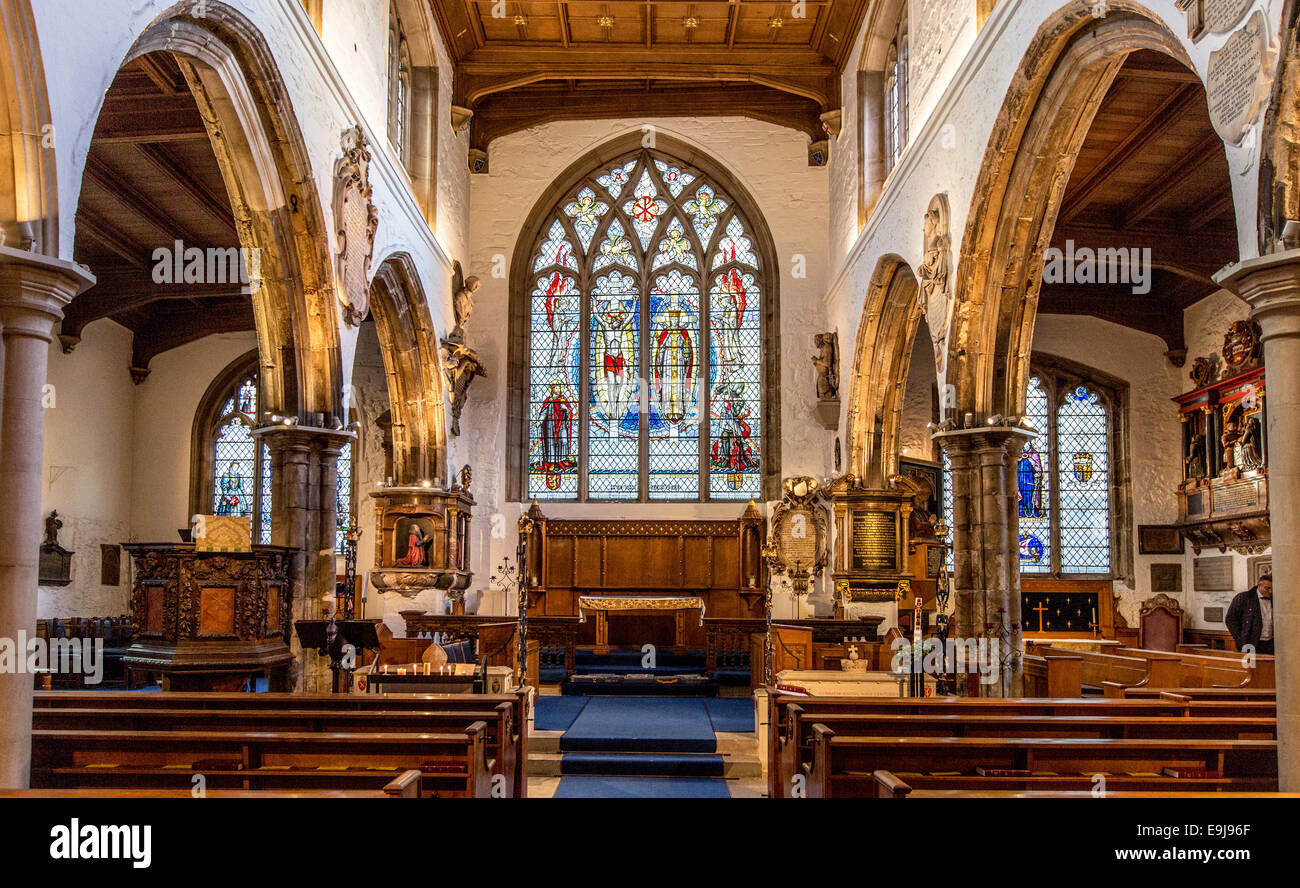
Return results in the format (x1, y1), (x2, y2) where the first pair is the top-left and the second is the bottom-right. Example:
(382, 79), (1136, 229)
(1193, 555), (1235, 591)
(1206, 11), (1271, 144)
(1202, 0), (1254, 36)
(1150, 563), (1183, 594)
(850, 510), (898, 572)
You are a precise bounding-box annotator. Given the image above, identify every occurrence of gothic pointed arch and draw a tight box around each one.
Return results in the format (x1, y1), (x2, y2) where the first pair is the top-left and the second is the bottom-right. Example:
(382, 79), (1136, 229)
(368, 251), (448, 486)
(947, 2), (1194, 420)
(846, 254), (925, 486)
(0, 0), (57, 255)
(119, 0), (343, 421)
(506, 133), (781, 501)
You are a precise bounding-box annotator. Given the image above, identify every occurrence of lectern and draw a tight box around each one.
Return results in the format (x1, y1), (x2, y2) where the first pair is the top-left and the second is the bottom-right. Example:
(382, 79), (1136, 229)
(295, 616), (382, 693)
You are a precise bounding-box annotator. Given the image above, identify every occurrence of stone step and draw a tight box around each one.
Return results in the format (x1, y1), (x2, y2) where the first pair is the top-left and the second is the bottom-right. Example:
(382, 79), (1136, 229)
(526, 750), (761, 779)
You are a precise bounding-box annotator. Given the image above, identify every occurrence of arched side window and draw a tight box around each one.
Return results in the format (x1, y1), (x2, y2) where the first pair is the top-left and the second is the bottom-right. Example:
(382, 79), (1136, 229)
(1014, 363), (1124, 577)
(883, 8), (909, 175)
(192, 353), (272, 544)
(511, 144), (780, 502)
(387, 2), (412, 166)
(191, 352), (355, 546)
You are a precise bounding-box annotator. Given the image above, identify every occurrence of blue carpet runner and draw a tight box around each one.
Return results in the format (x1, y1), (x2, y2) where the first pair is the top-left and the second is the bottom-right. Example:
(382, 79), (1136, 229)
(560, 697), (718, 752)
(560, 648), (719, 696)
(553, 776), (731, 798)
(561, 752), (724, 777)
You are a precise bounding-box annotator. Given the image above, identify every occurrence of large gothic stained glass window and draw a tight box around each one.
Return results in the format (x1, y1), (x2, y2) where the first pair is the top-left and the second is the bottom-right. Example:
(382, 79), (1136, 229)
(525, 149), (767, 501)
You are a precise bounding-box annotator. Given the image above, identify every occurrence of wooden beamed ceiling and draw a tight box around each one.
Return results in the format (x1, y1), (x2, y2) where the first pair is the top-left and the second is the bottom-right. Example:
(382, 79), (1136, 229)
(69, 53), (253, 381)
(1040, 50), (1238, 359)
(431, 0), (870, 149)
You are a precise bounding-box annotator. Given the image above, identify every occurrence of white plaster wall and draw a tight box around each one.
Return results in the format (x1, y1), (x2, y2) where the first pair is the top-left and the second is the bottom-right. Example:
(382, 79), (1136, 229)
(38, 320), (136, 616)
(128, 332), (259, 541)
(899, 327), (937, 462)
(460, 117), (831, 618)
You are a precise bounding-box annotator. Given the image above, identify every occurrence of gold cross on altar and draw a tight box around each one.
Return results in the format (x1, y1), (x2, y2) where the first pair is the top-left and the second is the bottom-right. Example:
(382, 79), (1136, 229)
(1032, 601), (1049, 633)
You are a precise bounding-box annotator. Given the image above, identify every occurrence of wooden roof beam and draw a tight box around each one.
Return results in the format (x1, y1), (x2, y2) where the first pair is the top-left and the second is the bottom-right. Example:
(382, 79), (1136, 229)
(1119, 132), (1225, 228)
(1057, 83), (1202, 225)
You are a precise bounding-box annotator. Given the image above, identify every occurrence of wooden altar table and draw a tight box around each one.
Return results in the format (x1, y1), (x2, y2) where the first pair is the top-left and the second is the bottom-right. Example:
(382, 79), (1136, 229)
(577, 595), (706, 654)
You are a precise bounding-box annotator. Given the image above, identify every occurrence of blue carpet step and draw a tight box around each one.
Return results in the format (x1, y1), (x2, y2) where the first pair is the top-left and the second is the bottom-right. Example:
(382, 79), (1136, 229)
(574, 649), (705, 668)
(573, 664), (704, 676)
(560, 697), (719, 752)
(553, 776), (731, 798)
(560, 752), (725, 777)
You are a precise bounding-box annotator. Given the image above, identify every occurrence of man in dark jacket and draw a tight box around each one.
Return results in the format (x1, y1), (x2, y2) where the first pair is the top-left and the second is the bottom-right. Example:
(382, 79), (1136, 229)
(1226, 573), (1274, 654)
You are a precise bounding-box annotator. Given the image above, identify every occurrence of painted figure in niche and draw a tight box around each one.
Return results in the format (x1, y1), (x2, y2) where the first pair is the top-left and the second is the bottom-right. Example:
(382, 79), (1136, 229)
(711, 385), (758, 489)
(1017, 445), (1046, 519)
(536, 383), (576, 490)
(1185, 428), (1206, 480)
(216, 462), (247, 516)
(651, 291), (697, 424)
(592, 297), (637, 426)
(395, 519), (430, 567)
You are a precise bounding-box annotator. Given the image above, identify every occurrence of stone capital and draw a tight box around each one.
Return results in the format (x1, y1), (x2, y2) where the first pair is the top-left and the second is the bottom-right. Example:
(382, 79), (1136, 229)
(252, 423), (356, 455)
(1214, 249), (1300, 341)
(0, 247), (96, 339)
(931, 425), (1033, 458)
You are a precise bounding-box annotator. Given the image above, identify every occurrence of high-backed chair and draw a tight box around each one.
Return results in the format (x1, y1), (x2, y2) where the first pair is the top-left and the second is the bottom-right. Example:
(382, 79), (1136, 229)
(1139, 593), (1183, 652)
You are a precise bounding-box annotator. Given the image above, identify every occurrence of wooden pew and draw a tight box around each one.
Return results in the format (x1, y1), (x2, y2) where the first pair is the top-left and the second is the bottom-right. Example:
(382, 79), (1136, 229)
(33, 689), (530, 797)
(805, 730), (1277, 797)
(32, 727), (492, 798)
(867, 770), (1297, 799)
(764, 693), (1199, 798)
(2, 770), (422, 798)
(1023, 654), (1082, 697)
(1105, 648), (1275, 691)
(32, 703), (518, 798)
(776, 707), (1276, 797)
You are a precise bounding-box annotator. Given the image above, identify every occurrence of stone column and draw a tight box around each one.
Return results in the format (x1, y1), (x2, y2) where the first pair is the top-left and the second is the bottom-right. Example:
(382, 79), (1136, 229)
(0, 247), (93, 787)
(1215, 249), (1300, 793)
(256, 424), (354, 692)
(933, 425), (1031, 696)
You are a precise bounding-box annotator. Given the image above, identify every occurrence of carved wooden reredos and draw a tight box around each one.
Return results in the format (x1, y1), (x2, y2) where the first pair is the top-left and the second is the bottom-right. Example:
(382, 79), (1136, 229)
(521, 503), (766, 619)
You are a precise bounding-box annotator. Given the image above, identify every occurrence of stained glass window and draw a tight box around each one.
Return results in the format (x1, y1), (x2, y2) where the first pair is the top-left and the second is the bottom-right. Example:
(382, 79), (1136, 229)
(524, 148), (767, 501)
(1018, 376), (1051, 573)
(938, 369), (1116, 576)
(336, 441), (353, 550)
(209, 372), (271, 543)
(1057, 386), (1110, 573)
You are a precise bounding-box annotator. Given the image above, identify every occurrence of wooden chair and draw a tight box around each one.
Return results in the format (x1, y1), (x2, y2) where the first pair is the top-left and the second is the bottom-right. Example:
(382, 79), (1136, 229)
(1139, 593), (1183, 652)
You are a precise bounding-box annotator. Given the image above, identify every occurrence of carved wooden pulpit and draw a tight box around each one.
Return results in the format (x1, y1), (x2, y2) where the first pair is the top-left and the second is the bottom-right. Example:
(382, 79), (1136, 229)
(122, 542), (295, 691)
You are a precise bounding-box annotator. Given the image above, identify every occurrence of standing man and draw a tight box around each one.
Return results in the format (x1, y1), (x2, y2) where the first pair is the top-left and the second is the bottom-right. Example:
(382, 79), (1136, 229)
(1226, 573), (1274, 654)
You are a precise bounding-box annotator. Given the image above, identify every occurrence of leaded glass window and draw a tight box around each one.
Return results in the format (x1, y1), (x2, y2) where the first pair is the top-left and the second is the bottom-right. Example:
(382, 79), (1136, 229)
(209, 373), (271, 544)
(524, 148), (767, 501)
(884, 8), (909, 175)
(336, 441), (353, 550)
(1015, 371), (1115, 576)
(387, 3), (412, 166)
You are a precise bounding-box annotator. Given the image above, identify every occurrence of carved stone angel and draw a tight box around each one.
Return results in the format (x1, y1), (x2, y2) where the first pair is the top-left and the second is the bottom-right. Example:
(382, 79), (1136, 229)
(450, 261), (481, 342)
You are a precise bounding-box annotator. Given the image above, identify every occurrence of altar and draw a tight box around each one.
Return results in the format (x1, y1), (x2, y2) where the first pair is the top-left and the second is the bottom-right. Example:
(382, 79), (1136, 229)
(577, 595), (706, 654)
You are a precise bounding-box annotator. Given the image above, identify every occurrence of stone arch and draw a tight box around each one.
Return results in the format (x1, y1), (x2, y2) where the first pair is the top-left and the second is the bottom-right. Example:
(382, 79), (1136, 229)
(1259, 0), (1300, 251)
(505, 130), (782, 501)
(117, 0), (341, 420)
(845, 253), (925, 486)
(948, 1), (1193, 420)
(0, 0), (57, 255)
(368, 251), (448, 486)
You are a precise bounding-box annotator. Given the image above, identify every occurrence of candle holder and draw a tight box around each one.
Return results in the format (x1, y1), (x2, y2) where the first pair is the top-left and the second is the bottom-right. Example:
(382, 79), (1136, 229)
(490, 554), (525, 684)
(933, 520), (953, 695)
(759, 539), (780, 686)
